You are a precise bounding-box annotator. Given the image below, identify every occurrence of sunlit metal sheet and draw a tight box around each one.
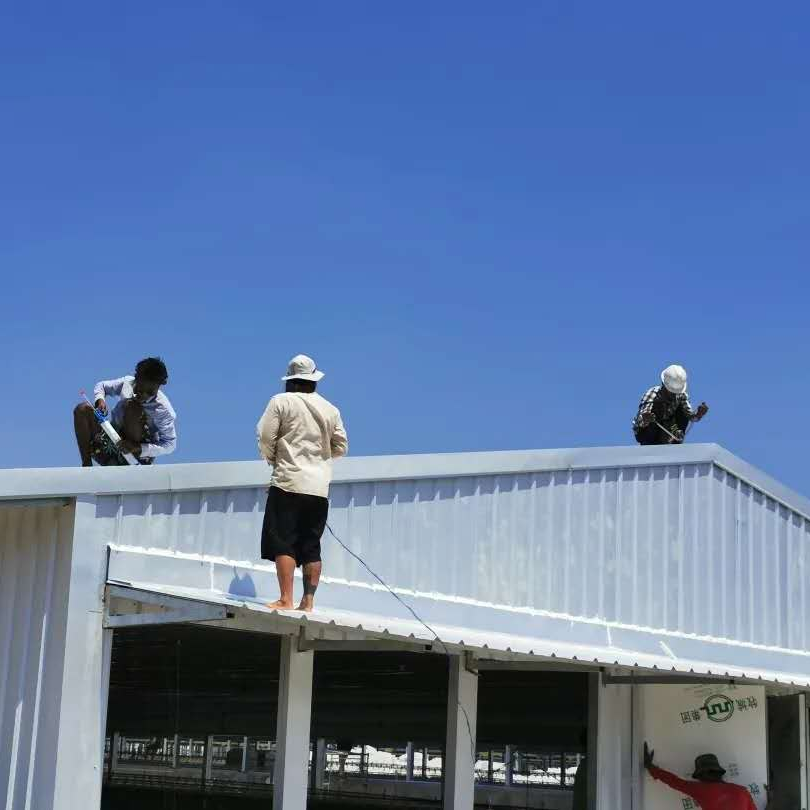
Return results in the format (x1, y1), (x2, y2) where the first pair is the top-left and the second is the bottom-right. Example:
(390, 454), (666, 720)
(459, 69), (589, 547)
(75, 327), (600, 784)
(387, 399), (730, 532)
(3, 443), (810, 810)
(82, 444), (810, 672)
(0, 503), (74, 809)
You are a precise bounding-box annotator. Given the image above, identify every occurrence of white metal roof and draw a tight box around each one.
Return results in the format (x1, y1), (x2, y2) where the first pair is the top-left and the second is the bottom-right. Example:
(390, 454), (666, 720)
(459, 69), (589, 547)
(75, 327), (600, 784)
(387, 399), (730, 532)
(106, 579), (810, 687)
(2, 443), (810, 519)
(4, 443), (810, 688)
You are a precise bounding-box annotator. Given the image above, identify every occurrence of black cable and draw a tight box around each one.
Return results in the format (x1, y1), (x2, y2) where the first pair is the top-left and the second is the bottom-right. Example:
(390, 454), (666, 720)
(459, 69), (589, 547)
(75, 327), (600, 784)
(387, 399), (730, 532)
(325, 522), (478, 767)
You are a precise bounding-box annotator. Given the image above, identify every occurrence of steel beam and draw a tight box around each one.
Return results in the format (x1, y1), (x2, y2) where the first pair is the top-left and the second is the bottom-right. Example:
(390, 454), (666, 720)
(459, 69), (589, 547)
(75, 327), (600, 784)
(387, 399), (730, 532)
(104, 584), (232, 628)
(602, 675), (737, 686)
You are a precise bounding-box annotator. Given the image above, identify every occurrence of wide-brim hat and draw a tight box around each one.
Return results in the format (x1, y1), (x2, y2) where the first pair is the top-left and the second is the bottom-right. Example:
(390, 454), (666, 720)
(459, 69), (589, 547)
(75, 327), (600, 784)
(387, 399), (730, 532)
(282, 354), (325, 382)
(692, 753), (726, 779)
(661, 364), (688, 395)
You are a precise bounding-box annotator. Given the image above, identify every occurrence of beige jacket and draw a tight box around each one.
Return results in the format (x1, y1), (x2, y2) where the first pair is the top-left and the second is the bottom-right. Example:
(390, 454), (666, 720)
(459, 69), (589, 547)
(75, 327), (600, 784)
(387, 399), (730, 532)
(256, 392), (348, 498)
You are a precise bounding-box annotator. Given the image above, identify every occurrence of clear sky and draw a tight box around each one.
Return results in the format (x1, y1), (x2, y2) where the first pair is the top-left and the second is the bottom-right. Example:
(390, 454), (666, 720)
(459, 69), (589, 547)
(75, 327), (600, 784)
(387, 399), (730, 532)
(2, 3), (809, 495)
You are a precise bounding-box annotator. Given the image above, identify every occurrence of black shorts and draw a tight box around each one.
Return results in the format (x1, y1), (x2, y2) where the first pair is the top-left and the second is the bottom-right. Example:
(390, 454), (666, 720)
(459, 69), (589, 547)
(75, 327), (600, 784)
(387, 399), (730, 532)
(260, 487), (329, 567)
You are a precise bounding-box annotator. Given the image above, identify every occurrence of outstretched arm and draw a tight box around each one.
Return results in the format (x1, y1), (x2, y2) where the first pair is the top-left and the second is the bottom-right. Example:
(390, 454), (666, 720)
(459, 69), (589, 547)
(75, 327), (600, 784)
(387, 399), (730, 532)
(644, 743), (702, 802)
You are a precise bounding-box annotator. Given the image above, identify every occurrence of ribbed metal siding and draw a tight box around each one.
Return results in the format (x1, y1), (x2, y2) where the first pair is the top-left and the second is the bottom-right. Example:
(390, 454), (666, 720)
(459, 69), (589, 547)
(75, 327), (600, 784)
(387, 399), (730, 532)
(0, 503), (74, 810)
(98, 459), (810, 652)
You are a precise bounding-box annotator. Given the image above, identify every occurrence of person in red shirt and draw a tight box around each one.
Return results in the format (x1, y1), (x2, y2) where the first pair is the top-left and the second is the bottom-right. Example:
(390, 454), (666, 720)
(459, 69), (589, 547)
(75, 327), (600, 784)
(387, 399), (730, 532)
(644, 742), (758, 810)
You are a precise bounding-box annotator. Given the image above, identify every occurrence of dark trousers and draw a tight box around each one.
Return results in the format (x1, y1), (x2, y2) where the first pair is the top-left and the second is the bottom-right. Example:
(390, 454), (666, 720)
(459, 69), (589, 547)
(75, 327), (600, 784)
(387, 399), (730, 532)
(635, 411), (690, 446)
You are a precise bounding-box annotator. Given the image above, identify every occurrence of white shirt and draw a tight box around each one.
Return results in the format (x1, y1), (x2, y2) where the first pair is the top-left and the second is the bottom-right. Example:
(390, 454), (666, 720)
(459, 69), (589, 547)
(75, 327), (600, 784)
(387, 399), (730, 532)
(256, 392), (348, 498)
(93, 376), (177, 459)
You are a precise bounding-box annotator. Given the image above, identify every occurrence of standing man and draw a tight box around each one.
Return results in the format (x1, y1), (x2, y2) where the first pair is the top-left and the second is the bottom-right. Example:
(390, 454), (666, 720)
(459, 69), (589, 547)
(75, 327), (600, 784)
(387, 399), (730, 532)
(257, 354), (348, 612)
(73, 357), (176, 466)
(644, 743), (758, 810)
(633, 364), (709, 445)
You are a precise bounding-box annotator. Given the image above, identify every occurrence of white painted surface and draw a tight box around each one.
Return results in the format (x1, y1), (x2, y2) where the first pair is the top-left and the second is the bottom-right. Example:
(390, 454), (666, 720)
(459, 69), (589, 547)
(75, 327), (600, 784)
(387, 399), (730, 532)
(52, 496), (112, 810)
(444, 655), (478, 810)
(84, 445), (810, 681)
(0, 498), (111, 810)
(274, 635), (314, 810)
(0, 503), (73, 810)
(3, 445), (810, 810)
(595, 679), (635, 810)
(641, 684), (768, 809)
(107, 576), (810, 685)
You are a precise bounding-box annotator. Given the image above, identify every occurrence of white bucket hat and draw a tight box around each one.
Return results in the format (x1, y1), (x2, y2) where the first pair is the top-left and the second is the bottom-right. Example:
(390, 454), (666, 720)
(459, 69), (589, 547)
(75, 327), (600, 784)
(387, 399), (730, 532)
(661, 364), (688, 395)
(282, 354), (325, 382)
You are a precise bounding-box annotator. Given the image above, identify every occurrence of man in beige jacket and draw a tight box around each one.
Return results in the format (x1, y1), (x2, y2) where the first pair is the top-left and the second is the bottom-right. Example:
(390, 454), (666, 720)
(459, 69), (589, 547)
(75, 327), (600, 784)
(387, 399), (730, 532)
(257, 355), (348, 612)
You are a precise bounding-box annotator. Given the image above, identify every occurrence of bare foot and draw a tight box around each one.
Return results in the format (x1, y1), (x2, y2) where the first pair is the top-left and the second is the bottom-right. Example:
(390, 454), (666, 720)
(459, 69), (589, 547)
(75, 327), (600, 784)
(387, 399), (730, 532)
(296, 597), (314, 612)
(266, 599), (295, 610)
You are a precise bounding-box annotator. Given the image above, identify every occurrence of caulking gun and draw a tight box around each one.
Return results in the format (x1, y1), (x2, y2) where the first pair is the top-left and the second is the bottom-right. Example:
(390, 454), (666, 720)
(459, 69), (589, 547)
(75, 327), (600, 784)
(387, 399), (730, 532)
(80, 391), (138, 466)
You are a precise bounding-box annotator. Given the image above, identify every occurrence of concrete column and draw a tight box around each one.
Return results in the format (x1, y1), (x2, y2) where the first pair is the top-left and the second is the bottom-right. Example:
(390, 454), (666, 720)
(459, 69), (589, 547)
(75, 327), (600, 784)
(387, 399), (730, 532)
(360, 744), (366, 776)
(443, 655), (478, 810)
(241, 736), (249, 772)
(313, 738), (327, 789)
(204, 735), (214, 782)
(172, 734), (179, 769)
(273, 634), (314, 810)
(109, 732), (120, 776)
(405, 742), (415, 781)
(487, 750), (493, 784)
(504, 746), (513, 787)
(422, 748), (428, 779)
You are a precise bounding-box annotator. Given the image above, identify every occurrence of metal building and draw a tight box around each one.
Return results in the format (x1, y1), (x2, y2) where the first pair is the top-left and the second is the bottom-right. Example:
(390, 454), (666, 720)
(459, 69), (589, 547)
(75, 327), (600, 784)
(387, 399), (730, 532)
(2, 443), (810, 810)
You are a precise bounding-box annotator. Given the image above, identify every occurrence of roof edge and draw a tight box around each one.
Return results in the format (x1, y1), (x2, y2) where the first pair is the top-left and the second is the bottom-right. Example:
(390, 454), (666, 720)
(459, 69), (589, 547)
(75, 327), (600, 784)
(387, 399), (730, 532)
(1, 443), (808, 519)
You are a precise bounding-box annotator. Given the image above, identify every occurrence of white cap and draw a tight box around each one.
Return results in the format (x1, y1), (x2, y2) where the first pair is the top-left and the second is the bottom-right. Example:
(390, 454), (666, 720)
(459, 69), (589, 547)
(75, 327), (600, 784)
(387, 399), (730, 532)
(661, 364), (688, 395)
(282, 354), (325, 382)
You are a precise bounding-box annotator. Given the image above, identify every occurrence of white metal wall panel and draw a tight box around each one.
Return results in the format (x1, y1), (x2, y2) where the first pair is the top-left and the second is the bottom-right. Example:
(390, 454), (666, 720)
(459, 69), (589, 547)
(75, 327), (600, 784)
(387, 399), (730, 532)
(0, 503), (74, 810)
(96, 458), (810, 654)
(595, 681), (635, 810)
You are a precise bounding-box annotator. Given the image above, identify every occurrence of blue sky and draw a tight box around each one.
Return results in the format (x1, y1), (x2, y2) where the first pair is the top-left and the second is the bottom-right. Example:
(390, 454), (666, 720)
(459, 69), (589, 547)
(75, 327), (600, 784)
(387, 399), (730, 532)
(2, 3), (809, 494)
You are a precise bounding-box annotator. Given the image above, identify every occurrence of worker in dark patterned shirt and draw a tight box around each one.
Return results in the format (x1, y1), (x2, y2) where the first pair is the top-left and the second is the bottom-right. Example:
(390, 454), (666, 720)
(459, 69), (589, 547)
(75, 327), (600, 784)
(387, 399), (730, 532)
(633, 364), (709, 445)
(644, 744), (758, 810)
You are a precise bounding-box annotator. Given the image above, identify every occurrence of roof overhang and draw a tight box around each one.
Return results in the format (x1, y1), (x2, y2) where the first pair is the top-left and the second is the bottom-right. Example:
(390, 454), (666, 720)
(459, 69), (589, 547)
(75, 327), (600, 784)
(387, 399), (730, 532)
(104, 579), (810, 690)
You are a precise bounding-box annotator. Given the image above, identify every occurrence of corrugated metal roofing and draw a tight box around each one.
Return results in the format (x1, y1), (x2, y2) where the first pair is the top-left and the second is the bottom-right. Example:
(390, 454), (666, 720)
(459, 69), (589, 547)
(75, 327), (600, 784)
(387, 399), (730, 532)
(105, 580), (810, 687)
(4, 443), (810, 689)
(0, 503), (75, 809)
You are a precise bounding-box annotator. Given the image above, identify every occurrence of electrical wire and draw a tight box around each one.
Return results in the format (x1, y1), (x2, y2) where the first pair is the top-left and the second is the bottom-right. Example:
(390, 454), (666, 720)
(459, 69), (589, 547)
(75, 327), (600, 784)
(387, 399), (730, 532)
(325, 522), (479, 767)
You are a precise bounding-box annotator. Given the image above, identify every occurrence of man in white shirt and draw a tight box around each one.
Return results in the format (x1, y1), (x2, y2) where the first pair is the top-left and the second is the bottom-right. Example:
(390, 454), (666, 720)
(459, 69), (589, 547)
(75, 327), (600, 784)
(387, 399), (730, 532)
(257, 354), (348, 612)
(73, 357), (177, 467)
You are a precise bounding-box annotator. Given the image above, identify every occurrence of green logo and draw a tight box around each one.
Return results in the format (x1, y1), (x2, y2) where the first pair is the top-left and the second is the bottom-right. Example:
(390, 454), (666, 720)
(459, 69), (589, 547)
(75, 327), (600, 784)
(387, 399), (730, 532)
(703, 694), (735, 723)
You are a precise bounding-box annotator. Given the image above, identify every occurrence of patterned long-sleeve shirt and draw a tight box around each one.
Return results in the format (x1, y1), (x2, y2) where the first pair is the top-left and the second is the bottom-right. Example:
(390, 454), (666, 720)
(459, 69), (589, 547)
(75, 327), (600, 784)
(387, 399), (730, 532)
(93, 376), (177, 459)
(633, 385), (696, 433)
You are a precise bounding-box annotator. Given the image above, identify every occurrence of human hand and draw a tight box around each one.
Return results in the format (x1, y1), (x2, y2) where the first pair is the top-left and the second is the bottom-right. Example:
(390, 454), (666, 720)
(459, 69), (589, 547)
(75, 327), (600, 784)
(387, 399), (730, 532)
(95, 398), (108, 415)
(695, 402), (709, 420)
(640, 411), (655, 427)
(643, 742), (655, 770)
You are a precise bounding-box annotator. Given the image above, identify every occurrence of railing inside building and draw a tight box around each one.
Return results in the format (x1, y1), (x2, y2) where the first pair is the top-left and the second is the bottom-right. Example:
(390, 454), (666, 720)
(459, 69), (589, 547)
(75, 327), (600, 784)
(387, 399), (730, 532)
(104, 735), (580, 791)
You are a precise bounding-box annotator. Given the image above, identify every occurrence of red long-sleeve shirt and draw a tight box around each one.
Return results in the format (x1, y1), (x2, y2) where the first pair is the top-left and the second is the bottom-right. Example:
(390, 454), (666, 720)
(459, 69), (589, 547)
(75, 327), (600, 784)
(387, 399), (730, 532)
(649, 766), (758, 810)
